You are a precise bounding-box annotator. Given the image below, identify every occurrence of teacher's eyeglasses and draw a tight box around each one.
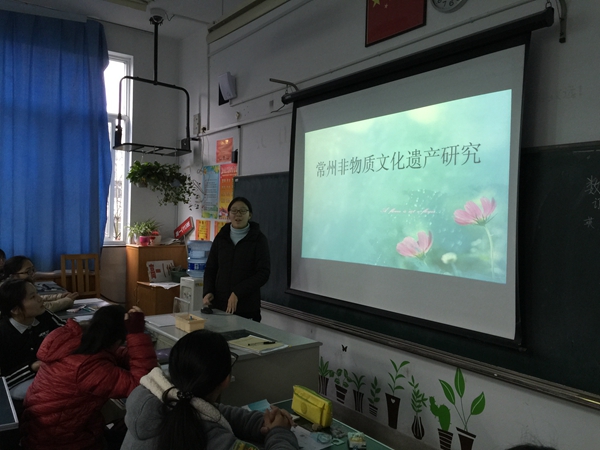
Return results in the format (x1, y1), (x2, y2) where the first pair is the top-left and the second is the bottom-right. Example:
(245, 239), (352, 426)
(229, 209), (249, 215)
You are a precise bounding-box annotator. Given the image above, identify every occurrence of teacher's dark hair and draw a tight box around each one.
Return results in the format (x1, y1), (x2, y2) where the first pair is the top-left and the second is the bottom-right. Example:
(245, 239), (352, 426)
(158, 329), (232, 450)
(73, 305), (127, 355)
(0, 278), (31, 317)
(227, 197), (253, 214)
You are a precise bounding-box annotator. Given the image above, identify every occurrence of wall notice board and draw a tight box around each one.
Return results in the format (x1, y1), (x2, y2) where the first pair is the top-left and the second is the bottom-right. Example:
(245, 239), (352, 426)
(233, 142), (600, 407)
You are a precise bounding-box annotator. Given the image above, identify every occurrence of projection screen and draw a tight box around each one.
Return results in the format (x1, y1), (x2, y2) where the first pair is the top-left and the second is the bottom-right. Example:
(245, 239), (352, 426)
(289, 41), (527, 341)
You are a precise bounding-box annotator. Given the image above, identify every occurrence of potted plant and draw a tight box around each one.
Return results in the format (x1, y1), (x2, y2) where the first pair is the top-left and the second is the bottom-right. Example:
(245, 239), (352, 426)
(127, 161), (196, 207)
(386, 359), (409, 429)
(128, 219), (160, 245)
(318, 357), (334, 396)
(409, 375), (427, 440)
(438, 367), (486, 450)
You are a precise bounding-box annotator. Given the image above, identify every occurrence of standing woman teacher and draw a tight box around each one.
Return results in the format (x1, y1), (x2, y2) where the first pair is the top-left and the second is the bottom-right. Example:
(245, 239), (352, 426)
(203, 197), (270, 322)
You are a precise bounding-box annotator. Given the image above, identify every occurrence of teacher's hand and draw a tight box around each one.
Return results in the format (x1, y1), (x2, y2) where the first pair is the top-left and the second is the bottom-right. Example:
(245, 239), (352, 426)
(203, 293), (214, 306)
(226, 292), (238, 314)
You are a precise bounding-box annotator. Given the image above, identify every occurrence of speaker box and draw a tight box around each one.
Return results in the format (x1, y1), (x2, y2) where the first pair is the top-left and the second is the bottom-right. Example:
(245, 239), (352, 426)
(218, 72), (237, 104)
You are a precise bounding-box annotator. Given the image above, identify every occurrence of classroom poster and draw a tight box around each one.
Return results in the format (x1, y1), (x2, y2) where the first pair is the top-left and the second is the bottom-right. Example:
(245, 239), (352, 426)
(218, 163), (237, 219)
(216, 137), (233, 164)
(202, 165), (219, 219)
(195, 220), (211, 240)
(214, 221), (227, 237)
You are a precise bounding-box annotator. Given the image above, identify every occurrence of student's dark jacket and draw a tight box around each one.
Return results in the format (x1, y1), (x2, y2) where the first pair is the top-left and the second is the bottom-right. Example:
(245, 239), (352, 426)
(203, 222), (270, 319)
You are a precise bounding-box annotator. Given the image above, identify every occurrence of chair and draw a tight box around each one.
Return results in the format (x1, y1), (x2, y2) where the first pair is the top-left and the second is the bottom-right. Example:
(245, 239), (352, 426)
(60, 253), (100, 299)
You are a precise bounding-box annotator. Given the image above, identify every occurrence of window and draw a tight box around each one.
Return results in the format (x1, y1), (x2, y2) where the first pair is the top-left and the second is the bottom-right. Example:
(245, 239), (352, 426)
(104, 52), (133, 244)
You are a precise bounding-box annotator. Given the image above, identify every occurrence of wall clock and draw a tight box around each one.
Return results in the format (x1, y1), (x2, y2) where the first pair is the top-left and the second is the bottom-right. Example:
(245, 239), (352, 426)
(430, 0), (468, 13)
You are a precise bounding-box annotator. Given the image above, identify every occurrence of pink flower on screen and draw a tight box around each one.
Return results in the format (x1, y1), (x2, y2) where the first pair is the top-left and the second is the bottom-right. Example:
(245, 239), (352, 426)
(454, 197), (496, 226)
(396, 231), (433, 259)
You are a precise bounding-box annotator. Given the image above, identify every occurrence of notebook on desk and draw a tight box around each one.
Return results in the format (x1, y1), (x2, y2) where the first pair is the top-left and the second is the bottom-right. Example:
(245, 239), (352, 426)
(228, 335), (288, 354)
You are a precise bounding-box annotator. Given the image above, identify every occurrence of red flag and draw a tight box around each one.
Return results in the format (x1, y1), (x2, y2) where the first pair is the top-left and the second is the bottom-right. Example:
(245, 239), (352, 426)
(366, 0), (426, 46)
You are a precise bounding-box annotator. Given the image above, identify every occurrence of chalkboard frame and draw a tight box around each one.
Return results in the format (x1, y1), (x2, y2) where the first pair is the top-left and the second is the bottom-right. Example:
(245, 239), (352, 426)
(234, 140), (600, 410)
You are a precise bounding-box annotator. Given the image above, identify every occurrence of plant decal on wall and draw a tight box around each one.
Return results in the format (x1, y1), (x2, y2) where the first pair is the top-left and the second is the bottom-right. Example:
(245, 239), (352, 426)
(409, 375), (427, 440)
(367, 376), (381, 417)
(429, 397), (453, 450)
(386, 359), (409, 429)
(318, 357), (334, 396)
(334, 368), (350, 404)
(348, 371), (366, 413)
(439, 367), (486, 450)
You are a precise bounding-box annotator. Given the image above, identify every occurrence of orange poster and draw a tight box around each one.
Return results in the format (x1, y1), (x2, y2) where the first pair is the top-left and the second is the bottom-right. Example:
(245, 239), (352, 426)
(218, 163), (238, 219)
(214, 221), (227, 237)
(216, 138), (233, 164)
(195, 220), (211, 241)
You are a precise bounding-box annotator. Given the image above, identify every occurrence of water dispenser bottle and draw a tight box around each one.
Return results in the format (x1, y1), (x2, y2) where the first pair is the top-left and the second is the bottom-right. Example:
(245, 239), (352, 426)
(187, 240), (212, 278)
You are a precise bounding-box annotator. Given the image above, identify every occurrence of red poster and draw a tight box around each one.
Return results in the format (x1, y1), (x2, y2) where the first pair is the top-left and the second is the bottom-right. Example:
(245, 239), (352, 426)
(365, 0), (426, 46)
(218, 163), (238, 219)
(216, 138), (233, 164)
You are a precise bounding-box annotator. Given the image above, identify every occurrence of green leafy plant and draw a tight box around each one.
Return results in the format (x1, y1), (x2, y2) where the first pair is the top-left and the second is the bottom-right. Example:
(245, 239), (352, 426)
(348, 372), (365, 392)
(318, 357), (334, 377)
(128, 219), (160, 238)
(127, 160), (195, 206)
(439, 367), (486, 432)
(368, 377), (381, 405)
(387, 359), (410, 395)
(409, 375), (427, 414)
(429, 397), (451, 431)
(334, 368), (350, 388)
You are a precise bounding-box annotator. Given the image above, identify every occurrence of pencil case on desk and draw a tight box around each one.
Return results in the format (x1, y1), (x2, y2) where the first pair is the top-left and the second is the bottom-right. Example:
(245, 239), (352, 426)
(291, 385), (332, 428)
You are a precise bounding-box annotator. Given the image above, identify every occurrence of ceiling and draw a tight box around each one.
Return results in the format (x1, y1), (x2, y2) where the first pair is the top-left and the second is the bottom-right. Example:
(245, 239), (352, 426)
(0, 0), (231, 40)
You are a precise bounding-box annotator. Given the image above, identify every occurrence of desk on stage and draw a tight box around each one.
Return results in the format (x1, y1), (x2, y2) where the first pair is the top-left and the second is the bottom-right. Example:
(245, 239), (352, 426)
(55, 298), (112, 321)
(144, 311), (322, 407)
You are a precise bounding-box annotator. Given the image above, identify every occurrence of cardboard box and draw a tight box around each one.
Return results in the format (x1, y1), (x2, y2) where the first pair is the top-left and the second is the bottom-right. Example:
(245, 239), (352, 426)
(174, 313), (205, 333)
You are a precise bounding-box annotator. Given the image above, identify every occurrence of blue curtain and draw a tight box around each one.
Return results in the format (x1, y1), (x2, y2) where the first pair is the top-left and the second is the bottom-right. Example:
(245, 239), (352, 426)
(0, 11), (112, 271)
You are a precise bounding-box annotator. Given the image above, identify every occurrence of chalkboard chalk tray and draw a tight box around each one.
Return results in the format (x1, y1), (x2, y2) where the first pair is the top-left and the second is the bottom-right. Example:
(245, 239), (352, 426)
(234, 141), (600, 409)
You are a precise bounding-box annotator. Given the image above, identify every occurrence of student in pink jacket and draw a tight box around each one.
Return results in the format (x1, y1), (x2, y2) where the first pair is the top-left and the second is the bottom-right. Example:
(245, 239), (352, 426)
(20, 305), (157, 450)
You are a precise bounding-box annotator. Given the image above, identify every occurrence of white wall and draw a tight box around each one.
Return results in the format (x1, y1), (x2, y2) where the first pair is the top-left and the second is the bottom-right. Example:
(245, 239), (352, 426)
(178, 1), (600, 449)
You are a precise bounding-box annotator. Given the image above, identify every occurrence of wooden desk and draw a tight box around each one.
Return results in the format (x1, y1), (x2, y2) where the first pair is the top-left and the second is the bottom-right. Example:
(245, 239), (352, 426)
(145, 311), (321, 406)
(125, 244), (187, 309)
(136, 282), (180, 315)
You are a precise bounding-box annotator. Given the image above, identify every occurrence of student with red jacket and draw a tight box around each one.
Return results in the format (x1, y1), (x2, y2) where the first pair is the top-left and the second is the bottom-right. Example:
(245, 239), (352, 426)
(20, 305), (158, 450)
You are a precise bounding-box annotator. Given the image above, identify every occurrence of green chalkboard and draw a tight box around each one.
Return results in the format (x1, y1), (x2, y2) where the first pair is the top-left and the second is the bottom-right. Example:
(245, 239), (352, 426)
(234, 142), (600, 405)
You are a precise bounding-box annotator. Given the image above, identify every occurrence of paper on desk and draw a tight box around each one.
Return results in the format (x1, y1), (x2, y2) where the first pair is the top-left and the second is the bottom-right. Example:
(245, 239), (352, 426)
(145, 314), (176, 327)
(73, 315), (94, 322)
(148, 282), (180, 290)
(228, 335), (288, 354)
(293, 426), (332, 450)
(73, 298), (104, 305)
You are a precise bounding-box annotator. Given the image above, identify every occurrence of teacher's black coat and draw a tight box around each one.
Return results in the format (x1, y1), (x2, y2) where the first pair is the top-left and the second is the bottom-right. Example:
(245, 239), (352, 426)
(203, 222), (270, 321)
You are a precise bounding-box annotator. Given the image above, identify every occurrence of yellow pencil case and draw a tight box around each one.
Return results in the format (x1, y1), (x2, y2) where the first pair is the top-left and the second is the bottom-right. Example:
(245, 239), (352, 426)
(291, 385), (332, 428)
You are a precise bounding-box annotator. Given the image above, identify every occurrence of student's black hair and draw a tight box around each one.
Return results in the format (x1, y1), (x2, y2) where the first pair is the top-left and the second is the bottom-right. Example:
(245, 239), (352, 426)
(0, 278), (31, 318)
(1, 255), (31, 282)
(227, 196), (253, 214)
(158, 329), (232, 450)
(0, 249), (6, 261)
(73, 305), (127, 355)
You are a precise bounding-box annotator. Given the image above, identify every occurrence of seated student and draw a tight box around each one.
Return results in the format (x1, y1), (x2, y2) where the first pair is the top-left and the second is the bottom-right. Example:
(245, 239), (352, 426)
(1, 255), (78, 312)
(0, 278), (65, 400)
(121, 329), (299, 450)
(20, 305), (158, 450)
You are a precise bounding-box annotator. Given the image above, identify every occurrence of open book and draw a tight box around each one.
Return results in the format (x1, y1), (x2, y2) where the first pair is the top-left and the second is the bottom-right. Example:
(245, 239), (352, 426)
(228, 335), (288, 355)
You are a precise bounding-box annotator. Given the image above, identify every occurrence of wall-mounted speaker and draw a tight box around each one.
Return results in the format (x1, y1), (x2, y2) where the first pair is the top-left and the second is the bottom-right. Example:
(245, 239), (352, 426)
(218, 72), (237, 105)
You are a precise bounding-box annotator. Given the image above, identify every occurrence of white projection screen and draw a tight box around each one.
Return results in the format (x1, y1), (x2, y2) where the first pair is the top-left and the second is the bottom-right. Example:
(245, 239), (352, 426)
(289, 39), (528, 342)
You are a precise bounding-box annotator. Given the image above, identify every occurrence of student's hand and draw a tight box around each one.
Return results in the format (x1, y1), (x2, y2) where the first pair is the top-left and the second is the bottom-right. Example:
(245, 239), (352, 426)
(125, 308), (145, 334)
(203, 293), (214, 306)
(226, 292), (238, 314)
(30, 361), (42, 372)
(260, 406), (295, 434)
(65, 292), (79, 300)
